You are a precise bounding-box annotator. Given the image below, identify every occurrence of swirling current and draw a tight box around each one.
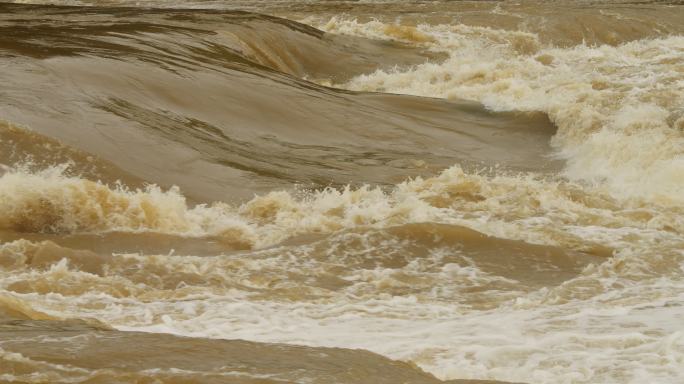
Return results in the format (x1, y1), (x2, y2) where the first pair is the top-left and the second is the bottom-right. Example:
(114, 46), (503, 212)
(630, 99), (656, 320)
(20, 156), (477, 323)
(1, 1), (683, 383)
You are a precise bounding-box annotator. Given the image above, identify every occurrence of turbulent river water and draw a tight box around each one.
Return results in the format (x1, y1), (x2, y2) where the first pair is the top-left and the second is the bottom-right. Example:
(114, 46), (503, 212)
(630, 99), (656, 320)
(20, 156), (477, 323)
(1, 1), (683, 383)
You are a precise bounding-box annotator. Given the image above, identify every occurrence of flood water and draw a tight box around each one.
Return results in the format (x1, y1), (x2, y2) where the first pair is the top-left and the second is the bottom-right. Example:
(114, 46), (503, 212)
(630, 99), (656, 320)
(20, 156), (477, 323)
(1, 1), (684, 383)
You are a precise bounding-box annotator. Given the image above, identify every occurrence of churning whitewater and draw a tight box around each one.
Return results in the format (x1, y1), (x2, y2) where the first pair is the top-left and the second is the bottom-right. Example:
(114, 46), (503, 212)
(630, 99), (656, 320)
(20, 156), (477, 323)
(0, 1), (683, 384)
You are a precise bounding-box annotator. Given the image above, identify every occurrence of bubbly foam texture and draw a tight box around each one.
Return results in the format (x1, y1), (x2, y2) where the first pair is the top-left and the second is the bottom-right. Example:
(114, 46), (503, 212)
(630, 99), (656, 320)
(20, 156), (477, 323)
(0, 291), (54, 320)
(316, 18), (684, 205)
(2, 51), (684, 377)
(1, 165), (680, 253)
(2, 8), (684, 384)
(2, 165), (684, 382)
(2, 239), (681, 384)
(0, 166), (257, 248)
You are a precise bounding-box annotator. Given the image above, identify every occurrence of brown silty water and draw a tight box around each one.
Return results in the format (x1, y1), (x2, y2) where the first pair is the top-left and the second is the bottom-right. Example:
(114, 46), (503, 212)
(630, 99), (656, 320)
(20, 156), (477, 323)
(0, 1), (683, 383)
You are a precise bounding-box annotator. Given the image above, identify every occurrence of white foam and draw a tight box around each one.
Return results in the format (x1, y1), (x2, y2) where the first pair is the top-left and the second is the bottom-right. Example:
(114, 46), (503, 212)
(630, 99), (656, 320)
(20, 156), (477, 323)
(317, 19), (684, 205)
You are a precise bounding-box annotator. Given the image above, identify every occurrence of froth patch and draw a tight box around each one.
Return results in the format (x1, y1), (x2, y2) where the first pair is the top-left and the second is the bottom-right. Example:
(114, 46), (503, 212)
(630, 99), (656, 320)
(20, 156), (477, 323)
(0, 239), (106, 275)
(0, 167), (257, 248)
(0, 292), (54, 321)
(382, 25), (435, 44)
(320, 18), (684, 205)
(0, 164), (680, 254)
(0, 167), (187, 233)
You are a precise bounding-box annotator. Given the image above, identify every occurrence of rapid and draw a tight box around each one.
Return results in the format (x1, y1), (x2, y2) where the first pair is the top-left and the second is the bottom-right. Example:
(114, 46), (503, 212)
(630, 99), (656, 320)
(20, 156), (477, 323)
(0, 1), (683, 383)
